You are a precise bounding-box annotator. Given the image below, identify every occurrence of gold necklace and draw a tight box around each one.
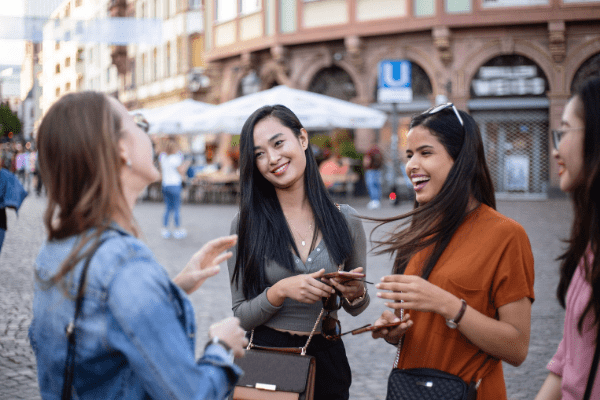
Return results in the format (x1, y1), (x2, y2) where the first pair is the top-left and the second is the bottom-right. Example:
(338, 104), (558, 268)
(287, 220), (314, 247)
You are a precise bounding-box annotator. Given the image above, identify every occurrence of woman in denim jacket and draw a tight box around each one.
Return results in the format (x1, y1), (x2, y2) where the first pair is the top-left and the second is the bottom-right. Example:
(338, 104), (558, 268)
(28, 91), (248, 400)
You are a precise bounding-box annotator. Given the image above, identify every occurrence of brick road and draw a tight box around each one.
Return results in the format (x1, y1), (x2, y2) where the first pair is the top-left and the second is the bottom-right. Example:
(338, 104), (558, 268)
(0, 194), (571, 399)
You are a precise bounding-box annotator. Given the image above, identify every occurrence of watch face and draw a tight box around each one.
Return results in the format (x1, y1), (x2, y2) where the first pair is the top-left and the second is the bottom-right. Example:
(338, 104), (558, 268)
(446, 320), (458, 329)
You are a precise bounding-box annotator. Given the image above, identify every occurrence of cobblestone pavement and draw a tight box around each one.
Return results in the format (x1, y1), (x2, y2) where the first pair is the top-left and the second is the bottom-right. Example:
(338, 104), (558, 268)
(0, 194), (571, 399)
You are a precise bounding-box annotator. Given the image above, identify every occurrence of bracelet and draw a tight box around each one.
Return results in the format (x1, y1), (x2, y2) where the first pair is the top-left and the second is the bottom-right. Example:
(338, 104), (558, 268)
(344, 285), (367, 306)
(204, 336), (232, 354)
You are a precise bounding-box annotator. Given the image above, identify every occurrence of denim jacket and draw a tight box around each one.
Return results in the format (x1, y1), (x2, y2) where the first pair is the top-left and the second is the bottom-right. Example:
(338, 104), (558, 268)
(29, 224), (242, 400)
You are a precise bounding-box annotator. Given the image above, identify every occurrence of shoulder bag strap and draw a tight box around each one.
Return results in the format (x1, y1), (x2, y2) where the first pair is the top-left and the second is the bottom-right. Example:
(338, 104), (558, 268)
(583, 324), (600, 400)
(246, 203), (344, 356)
(61, 237), (109, 400)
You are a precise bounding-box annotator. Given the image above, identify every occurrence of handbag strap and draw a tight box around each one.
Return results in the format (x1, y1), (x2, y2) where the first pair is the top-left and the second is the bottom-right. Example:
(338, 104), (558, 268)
(392, 307), (494, 389)
(61, 237), (109, 400)
(246, 203), (345, 356)
(247, 307), (325, 356)
(583, 323), (600, 400)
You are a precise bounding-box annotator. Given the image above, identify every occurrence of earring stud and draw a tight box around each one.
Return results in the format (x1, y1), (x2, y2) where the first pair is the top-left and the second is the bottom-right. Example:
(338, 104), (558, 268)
(126, 159), (132, 167)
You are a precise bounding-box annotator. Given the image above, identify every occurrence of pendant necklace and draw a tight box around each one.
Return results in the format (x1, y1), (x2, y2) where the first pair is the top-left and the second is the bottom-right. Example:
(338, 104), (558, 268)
(288, 220), (313, 247)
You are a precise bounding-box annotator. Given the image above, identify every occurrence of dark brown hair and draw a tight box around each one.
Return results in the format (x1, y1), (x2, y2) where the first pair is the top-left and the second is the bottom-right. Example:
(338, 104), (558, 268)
(556, 76), (600, 333)
(36, 91), (135, 289)
(372, 106), (495, 277)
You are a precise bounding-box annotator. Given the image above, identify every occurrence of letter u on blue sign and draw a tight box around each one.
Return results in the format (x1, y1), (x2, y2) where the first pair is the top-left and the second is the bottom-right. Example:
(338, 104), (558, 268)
(379, 60), (411, 89)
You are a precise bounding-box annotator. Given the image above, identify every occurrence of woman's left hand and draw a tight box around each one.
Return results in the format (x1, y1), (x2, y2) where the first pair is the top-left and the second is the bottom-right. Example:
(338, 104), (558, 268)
(376, 274), (456, 319)
(173, 235), (238, 295)
(323, 267), (366, 303)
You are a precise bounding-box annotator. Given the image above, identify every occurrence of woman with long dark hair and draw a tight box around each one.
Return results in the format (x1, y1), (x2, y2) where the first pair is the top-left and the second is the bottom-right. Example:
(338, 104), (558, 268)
(29, 92), (248, 400)
(227, 104), (369, 400)
(371, 104), (535, 399)
(535, 77), (600, 399)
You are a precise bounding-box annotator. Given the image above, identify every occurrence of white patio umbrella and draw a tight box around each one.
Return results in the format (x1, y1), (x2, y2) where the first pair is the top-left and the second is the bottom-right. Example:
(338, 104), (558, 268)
(180, 85), (388, 133)
(131, 99), (216, 135)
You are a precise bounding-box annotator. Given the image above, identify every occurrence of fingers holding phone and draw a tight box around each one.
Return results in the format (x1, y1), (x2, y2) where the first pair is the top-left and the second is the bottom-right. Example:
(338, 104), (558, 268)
(322, 268), (367, 302)
(371, 310), (412, 342)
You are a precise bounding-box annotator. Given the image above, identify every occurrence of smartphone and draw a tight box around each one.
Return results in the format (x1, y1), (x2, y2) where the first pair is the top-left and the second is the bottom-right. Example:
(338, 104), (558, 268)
(322, 271), (366, 282)
(351, 320), (403, 335)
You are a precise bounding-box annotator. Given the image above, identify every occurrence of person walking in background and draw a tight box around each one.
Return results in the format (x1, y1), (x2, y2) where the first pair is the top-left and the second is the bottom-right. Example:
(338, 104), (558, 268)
(363, 144), (383, 210)
(159, 139), (190, 239)
(228, 105), (370, 400)
(29, 91), (247, 400)
(0, 166), (28, 254)
(535, 77), (600, 400)
(371, 103), (534, 399)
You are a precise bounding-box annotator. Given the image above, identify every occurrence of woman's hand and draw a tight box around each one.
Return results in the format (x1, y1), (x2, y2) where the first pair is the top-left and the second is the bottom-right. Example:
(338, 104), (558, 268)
(209, 317), (249, 359)
(173, 235), (238, 295)
(371, 310), (413, 343)
(267, 269), (335, 307)
(376, 274), (458, 319)
(322, 267), (366, 302)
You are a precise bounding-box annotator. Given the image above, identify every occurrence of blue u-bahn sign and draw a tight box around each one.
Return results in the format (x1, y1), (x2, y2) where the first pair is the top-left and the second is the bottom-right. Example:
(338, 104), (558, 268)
(378, 60), (413, 103)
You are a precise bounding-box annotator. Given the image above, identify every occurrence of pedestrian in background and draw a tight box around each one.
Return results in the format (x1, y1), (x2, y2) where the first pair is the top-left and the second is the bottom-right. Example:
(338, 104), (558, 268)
(29, 91), (247, 400)
(371, 103), (535, 399)
(535, 77), (600, 400)
(228, 105), (369, 400)
(363, 144), (383, 210)
(159, 138), (190, 239)
(0, 167), (28, 254)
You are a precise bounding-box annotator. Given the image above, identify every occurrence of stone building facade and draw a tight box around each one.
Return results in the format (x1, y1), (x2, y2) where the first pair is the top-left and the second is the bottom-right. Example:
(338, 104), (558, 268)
(201, 0), (600, 197)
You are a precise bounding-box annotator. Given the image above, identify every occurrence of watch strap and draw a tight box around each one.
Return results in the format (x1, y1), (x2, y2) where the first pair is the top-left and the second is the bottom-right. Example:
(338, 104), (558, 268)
(205, 336), (232, 353)
(447, 298), (467, 327)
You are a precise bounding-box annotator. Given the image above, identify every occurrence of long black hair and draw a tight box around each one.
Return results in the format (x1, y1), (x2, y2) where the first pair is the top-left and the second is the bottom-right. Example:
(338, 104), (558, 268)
(373, 105), (495, 277)
(232, 105), (354, 299)
(556, 76), (600, 333)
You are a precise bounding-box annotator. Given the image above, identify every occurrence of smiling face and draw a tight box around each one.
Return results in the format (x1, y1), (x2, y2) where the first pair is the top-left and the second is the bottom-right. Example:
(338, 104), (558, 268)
(253, 117), (309, 191)
(553, 96), (585, 193)
(405, 125), (455, 205)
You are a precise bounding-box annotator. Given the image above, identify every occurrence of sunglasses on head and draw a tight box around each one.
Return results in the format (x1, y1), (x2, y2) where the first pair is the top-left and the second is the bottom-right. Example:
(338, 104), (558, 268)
(132, 113), (150, 134)
(422, 103), (464, 127)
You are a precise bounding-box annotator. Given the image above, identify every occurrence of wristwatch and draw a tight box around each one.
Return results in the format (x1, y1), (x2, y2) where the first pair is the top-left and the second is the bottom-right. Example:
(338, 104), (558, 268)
(445, 299), (467, 329)
(205, 336), (234, 361)
(344, 286), (367, 307)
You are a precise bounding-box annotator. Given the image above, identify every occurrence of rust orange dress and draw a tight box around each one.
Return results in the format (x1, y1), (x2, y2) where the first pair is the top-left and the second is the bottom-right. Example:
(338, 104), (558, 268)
(396, 204), (535, 399)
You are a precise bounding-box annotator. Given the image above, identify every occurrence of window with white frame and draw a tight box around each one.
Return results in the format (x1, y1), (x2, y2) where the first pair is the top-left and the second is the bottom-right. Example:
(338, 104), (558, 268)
(482, 0), (547, 8)
(240, 0), (260, 14)
(216, 0), (236, 21)
(189, 0), (202, 9)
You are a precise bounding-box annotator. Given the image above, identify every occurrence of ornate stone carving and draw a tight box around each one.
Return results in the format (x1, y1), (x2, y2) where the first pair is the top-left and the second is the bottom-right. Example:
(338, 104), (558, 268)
(205, 62), (224, 103)
(344, 35), (363, 71)
(548, 21), (566, 63)
(432, 26), (452, 65)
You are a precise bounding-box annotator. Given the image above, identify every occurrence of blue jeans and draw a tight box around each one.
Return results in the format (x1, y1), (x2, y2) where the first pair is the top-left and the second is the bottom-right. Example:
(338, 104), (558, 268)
(162, 185), (181, 228)
(365, 169), (382, 202)
(0, 228), (5, 253)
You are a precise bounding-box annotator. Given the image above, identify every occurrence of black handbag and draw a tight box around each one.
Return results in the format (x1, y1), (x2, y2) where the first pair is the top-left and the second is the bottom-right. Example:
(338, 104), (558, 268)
(386, 368), (479, 400)
(385, 309), (492, 400)
(232, 313), (323, 400)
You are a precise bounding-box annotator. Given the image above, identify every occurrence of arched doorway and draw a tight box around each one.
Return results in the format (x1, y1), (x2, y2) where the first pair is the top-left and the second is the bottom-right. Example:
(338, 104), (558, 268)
(308, 66), (357, 101)
(468, 55), (550, 199)
(236, 70), (262, 98)
(571, 52), (600, 93)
